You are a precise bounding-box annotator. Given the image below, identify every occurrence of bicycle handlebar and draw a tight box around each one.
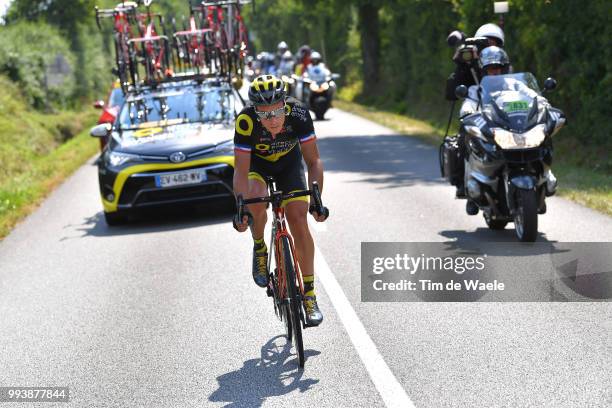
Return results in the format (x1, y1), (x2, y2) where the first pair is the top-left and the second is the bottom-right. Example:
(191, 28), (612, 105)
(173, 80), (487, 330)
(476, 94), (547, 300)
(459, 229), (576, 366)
(236, 181), (328, 221)
(241, 189), (311, 206)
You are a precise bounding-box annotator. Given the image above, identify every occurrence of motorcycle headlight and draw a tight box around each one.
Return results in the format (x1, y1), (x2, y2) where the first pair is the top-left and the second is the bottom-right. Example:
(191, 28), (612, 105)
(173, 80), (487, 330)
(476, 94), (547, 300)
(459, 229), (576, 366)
(214, 140), (234, 154)
(309, 82), (319, 92)
(106, 151), (140, 167)
(493, 124), (546, 150)
(320, 82), (330, 91)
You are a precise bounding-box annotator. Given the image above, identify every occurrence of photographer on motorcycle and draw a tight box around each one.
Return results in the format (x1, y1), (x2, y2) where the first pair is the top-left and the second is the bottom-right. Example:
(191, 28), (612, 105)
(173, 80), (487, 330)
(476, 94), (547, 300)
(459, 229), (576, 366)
(445, 23), (505, 101)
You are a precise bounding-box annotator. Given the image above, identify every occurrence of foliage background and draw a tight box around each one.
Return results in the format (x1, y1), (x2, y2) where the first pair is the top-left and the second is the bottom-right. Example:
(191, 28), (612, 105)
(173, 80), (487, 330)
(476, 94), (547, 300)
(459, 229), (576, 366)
(0, 0), (610, 171)
(245, 0), (611, 172)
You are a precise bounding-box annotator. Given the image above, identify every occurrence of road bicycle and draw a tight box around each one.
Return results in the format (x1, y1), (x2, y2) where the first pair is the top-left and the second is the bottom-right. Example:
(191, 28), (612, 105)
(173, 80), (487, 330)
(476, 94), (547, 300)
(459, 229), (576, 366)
(199, 0), (251, 78)
(173, 7), (214, 73)
(130, 1), (170, 84)
(95, 1), (139, 91)
(235, 179), (328, 368)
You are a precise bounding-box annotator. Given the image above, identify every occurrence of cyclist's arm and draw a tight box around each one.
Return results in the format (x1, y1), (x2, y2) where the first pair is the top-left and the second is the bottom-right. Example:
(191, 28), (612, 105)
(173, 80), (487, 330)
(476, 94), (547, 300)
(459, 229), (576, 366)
(233, 150), (251, 200)
(300, 136), (324, 194)
(233, 111), (254, 200)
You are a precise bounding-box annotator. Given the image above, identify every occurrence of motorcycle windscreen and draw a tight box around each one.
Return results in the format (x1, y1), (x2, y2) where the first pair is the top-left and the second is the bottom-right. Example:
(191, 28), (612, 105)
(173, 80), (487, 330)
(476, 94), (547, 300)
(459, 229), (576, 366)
(480, 73), (544, 132)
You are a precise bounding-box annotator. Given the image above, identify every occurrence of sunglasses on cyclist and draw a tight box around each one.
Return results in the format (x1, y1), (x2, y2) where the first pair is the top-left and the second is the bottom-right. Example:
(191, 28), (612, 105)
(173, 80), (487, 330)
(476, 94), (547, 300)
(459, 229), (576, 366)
(255, 106), (286, 120)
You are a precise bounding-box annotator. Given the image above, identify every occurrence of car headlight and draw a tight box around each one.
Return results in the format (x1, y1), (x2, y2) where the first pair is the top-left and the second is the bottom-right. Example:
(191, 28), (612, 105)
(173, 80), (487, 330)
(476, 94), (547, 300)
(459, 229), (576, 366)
(493, 124), (546, 150)
(106, 151), (140, 167)
(214, 140), (234, 154)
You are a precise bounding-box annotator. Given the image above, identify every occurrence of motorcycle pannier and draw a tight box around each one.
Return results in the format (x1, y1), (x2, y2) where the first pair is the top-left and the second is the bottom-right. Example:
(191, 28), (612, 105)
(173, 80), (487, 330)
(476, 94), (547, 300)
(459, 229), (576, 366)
(439, 135), (463, 185)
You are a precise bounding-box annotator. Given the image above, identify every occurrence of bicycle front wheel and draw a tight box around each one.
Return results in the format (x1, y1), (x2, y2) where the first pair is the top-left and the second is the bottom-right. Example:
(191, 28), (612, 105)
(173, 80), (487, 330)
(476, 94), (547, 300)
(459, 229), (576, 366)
(280, 235), (305, 368)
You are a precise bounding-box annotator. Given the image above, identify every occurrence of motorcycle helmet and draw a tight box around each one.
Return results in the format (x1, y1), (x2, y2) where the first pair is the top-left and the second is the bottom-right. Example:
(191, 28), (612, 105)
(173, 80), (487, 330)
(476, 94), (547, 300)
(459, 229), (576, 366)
(310, 51), (322, 65)
(298, 44), (311, 59)
(249, 75), (286, 106)
(277, 41), (288, 53)
(479, 46), (510, 74)
(474, 23), (505, 46)
(282, 50), (293, 61)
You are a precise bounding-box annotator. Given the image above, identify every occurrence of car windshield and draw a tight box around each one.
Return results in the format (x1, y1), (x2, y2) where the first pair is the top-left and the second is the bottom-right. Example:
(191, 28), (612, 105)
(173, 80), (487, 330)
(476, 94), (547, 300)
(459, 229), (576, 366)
(118, 84), (236, 130)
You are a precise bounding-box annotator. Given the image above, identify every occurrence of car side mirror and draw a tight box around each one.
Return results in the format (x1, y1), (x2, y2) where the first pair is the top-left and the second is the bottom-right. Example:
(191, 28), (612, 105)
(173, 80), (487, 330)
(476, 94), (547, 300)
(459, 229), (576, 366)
(543, 77), (557, 92)
(90, 123), (111, 138)
(93, 100), (105, 109)
(455, 85), (468, 99)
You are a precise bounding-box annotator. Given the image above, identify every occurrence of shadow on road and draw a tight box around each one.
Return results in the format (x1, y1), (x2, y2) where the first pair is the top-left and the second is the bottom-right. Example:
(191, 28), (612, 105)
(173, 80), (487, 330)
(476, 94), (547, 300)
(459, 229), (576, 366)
(316, 135), (444, 189)
(209, 335), (320, 407)
(440, 227), (553, 245)
(60, 203), (233, 240)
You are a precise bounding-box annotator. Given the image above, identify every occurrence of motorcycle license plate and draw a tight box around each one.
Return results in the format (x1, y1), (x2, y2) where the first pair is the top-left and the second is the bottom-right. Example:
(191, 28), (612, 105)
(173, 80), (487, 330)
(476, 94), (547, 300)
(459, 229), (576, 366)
(155, 169), (207, 188)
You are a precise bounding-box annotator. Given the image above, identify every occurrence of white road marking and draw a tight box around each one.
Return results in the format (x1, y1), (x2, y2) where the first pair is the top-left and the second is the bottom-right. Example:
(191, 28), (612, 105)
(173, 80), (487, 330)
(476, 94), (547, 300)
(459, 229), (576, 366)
(314, 245), (415, 408)
(308, 216), (328, 232)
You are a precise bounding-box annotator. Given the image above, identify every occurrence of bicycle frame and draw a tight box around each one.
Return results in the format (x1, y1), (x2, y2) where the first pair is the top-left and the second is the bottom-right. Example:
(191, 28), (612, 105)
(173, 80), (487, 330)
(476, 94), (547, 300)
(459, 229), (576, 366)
(266, 190), (305, 301)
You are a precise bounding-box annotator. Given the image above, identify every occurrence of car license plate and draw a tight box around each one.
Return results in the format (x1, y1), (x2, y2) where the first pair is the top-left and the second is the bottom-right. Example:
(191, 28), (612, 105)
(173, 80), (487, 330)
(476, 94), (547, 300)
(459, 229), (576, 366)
(156, 169), (207, 188)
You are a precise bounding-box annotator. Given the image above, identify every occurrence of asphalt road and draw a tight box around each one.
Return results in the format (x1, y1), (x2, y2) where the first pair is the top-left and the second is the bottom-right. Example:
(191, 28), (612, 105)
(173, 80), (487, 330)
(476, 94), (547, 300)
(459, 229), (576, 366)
(1, 108), (611, 407)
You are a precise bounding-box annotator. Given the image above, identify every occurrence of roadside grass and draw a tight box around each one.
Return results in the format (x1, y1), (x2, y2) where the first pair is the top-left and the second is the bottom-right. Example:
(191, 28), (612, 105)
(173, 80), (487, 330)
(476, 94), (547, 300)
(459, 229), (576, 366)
(335, 99), (612, 217)
(0, 75), (98, 239)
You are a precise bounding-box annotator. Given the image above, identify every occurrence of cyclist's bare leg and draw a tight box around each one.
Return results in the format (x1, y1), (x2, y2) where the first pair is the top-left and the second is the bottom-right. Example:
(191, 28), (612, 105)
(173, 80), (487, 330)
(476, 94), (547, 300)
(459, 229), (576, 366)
(285, 200), (314, 277)
(286, 199), (323, 324)
(247, 178), (267, 239)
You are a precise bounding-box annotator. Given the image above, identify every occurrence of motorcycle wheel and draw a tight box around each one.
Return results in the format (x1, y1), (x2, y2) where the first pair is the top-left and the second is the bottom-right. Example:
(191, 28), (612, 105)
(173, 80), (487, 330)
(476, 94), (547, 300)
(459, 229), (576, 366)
(315, 110), (325, 120)
(513, 189), (538, 242)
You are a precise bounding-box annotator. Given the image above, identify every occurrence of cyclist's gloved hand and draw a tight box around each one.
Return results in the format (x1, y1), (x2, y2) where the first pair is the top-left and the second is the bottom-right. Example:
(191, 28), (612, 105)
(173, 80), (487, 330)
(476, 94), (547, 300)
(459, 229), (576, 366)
(233, 211), (253, 232)
(309, 204), (329, 222)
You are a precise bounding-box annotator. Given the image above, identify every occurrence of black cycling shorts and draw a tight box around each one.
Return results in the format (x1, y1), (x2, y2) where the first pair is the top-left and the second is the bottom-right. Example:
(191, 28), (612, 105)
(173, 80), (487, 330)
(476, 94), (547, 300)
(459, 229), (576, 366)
(248, 147), (308, 206)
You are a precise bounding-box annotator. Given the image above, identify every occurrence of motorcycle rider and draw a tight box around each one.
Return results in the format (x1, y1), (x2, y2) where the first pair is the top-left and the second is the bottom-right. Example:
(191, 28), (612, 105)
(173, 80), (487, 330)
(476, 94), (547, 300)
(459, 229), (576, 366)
(305, 52), (331, 79)
(275, 41), (290, 70)
(277, 50), (296, 96)
(459, 46), (511, 117)
(294, 44), (312, 76)
(304, 51), (336, 102)
(277, 50), (295, 77)
(293, 45), (312, 101)
(460, 46), (545, 117)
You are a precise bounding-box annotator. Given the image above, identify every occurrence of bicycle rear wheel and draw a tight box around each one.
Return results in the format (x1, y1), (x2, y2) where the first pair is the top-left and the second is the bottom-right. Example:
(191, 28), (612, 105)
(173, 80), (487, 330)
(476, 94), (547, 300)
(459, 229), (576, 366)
(114, 33), (129, 91)
(271, 268), (292, 341)
(280, 235), (304, 368)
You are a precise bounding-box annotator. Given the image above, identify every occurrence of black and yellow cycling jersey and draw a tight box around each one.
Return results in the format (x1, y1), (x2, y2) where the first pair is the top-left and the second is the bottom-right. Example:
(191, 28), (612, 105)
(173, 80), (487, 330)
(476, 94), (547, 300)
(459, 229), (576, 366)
(233, 97), (316, 162)
(234, 97), (316, 205)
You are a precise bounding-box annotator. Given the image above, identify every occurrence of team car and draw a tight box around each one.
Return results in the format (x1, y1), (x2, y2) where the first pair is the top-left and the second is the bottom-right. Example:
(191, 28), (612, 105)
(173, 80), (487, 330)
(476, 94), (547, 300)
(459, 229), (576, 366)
(90, 77), (243, 225)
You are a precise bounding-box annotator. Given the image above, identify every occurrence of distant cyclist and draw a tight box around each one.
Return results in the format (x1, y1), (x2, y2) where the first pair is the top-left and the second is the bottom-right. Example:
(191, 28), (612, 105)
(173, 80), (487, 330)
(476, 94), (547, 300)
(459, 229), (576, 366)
(232, 75), (328, 326)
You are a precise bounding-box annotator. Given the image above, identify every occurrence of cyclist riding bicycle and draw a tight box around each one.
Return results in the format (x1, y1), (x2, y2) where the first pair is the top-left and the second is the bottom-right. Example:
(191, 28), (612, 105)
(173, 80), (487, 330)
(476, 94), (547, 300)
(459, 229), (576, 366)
(233, 74), (327, 326)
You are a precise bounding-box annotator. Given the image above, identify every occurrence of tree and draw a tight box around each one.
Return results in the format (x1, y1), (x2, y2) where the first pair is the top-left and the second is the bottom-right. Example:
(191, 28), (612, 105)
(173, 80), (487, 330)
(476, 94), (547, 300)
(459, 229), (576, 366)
(357, 2), (381, 94)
